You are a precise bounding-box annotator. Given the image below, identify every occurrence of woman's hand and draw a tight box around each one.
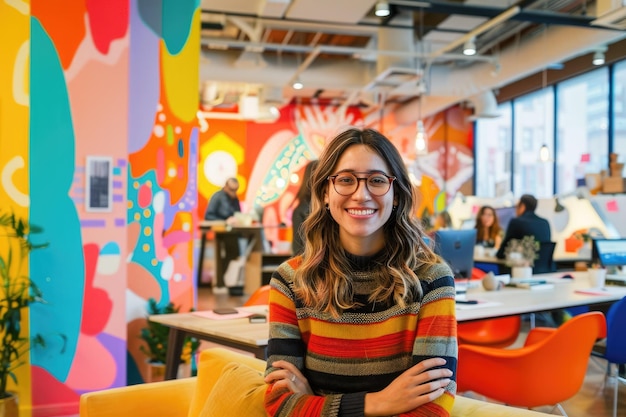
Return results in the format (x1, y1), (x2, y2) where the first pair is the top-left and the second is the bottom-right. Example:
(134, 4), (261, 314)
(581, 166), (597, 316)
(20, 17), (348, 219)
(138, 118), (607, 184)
(364, 358), (452, 417)
(264, 360), (314, 395)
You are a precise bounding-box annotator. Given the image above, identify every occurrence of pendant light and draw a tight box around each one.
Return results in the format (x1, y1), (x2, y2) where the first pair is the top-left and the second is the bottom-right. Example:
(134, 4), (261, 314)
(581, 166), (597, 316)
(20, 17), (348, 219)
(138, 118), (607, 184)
(539, 143), (551, 162)
(415, 93), (428, 156)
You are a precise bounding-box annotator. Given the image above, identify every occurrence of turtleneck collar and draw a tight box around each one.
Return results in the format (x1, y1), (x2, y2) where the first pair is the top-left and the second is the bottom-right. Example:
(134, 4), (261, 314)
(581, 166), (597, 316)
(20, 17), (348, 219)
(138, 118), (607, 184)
(345, 249), (386, 270)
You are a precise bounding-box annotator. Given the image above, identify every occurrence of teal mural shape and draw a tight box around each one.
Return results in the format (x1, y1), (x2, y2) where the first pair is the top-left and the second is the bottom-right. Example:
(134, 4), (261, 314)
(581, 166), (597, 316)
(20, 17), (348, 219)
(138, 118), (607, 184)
(137, 0), (198, 54)
(29, 18), (84, 380)
(162, 0), (199, 54)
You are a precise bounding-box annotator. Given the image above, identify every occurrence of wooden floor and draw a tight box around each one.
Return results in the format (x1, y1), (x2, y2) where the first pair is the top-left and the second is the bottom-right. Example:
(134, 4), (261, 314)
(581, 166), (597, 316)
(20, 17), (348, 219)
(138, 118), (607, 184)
(198, 286), (625, 417)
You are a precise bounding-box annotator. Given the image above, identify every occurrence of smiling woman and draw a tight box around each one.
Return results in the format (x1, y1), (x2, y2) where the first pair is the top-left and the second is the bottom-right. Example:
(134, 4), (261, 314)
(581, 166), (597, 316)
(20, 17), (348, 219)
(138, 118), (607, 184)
(262, 128), (457, 417)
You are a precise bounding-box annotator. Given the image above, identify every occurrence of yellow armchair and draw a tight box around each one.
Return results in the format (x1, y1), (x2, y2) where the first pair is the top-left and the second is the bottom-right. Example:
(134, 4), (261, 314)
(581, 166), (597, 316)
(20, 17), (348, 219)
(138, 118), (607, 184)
(80, 347), (552, 417)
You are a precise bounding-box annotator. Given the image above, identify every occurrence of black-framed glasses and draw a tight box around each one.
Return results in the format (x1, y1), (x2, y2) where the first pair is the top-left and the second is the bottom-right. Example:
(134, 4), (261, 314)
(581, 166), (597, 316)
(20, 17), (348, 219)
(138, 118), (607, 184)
(327, 171), (396, 196)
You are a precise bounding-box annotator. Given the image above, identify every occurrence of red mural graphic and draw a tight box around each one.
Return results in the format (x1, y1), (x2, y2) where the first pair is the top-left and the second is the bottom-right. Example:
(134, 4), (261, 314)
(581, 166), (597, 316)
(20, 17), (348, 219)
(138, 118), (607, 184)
(86, 0), (129, 54)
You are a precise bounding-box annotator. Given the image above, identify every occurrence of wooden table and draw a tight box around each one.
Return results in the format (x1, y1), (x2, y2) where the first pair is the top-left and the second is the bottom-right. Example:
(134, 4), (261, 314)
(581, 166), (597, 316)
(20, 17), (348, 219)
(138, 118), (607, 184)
(150, 310), (269, 380)
(154, 271), (626, 380)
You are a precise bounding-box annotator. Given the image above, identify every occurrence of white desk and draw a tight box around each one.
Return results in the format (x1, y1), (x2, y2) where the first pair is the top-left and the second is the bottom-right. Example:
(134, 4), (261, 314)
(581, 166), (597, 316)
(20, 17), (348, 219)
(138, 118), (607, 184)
(154, 271), (625, 379)
(456, 271), (626, 321)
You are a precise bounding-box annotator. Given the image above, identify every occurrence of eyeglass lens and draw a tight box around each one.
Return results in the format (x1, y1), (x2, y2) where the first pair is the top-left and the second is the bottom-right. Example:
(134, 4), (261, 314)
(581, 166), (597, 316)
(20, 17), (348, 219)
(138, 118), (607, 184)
(330, 172), (393, 196)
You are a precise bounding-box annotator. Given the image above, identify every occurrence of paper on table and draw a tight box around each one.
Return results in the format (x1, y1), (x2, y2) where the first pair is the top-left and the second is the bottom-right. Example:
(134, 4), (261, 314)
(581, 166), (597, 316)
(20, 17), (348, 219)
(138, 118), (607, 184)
(455, 301), (502, 310)
(575, 286), (626, 296)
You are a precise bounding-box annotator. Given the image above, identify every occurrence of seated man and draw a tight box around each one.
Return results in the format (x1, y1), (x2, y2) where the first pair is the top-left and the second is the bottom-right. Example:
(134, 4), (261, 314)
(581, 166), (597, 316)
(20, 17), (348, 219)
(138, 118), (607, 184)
(496, 194), (551, 260)
(496, 194), (559, 327)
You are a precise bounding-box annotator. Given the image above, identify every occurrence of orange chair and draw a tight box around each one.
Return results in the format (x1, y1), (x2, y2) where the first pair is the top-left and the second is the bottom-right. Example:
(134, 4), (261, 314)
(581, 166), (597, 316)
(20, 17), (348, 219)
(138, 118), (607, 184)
(457, 316), (522, 348)
(457, 311), (606, 414)
(243, 285), (270, 306)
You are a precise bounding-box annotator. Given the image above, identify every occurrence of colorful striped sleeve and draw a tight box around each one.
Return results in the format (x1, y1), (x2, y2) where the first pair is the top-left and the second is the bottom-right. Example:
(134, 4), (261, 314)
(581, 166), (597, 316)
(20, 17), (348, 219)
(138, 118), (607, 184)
(400, 263), (457, 417)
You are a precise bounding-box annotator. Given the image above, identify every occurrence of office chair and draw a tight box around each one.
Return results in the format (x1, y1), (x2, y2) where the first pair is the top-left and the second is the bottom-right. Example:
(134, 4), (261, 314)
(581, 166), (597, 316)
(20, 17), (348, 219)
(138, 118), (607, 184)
(533, 241), (556, 274)
(457, 316), (521, 348)
(457, 311), (606, 416)
(591, 296), (626, 417)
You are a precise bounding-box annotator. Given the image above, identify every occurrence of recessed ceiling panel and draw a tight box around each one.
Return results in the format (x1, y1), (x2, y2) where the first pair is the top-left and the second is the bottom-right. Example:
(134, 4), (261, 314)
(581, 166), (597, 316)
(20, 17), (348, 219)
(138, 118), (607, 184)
(201, 0), (263, 14)
(287, 0), (377, 24)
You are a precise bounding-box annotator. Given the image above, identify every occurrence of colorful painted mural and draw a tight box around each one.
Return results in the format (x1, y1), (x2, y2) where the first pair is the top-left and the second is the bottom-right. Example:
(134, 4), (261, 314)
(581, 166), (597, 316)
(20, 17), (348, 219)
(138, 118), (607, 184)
(125, 0), (201, 386)
(197, 103), (474, 248)
(0, 1), (200, 415)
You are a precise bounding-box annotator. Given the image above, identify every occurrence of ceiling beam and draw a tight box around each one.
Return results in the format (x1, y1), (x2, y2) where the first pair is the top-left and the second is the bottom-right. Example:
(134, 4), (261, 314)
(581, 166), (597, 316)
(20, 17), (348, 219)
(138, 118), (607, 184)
(393, 0), (608, 29)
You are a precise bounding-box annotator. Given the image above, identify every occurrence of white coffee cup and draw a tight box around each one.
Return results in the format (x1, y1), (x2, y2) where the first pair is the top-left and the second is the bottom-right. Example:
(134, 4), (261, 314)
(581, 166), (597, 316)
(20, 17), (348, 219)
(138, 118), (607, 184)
(587, 268), (607, 288)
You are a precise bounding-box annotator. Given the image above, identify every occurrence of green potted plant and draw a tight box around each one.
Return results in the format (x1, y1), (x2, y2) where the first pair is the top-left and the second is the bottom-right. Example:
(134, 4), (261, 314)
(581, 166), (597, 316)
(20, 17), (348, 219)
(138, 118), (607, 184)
(0, 212), (64, 415)
(504, 235), (539, 279)
(139, 298), (199, 381)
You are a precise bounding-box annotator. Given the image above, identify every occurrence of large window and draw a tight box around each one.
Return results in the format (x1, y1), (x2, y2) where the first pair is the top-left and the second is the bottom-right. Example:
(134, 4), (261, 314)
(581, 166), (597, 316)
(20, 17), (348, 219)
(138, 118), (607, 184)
(513, 87), (554, 198)
(556, 68), (609, 194)
(614, 60), (626, 176)
(474, 102), (512, 197)
(475, 58), (625, 199)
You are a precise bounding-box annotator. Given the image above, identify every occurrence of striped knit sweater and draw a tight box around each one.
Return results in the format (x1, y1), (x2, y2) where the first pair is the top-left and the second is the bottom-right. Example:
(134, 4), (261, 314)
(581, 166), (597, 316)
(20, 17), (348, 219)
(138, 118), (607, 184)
(264, 254), (458, 417)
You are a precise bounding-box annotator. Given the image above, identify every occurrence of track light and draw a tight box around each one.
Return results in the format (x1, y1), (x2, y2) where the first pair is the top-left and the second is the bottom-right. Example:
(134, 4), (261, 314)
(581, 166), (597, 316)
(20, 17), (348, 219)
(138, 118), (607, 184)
(592, 50), (605, 66)
(463, 37), (476, 56)
(375, 1), (390, 17)
(292, 79), (303, 90)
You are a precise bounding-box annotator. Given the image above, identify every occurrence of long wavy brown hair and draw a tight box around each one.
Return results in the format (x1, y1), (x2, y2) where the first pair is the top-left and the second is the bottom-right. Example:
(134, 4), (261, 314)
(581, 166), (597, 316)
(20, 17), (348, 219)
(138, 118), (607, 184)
(294, 128), (441, 316)
(475, 205), (502, 242)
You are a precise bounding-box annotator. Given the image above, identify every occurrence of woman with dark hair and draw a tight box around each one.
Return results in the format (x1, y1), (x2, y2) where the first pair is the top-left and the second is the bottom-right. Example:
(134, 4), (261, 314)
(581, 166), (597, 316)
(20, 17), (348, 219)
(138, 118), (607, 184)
(474, 205), (503, 249)
(290, 160), (319, 255)
(263, 128), (457, 416)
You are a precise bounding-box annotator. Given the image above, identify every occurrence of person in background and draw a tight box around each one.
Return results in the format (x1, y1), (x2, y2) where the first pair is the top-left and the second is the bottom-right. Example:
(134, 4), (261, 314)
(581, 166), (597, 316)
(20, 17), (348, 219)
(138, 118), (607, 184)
(263, 128), (456, 416)
(204, 177), (242, 291)
(204, 177), (241, 222)
(290, 160), (319, 255)
(433, 210), (453, 231)
(474, 205), (503, 250)
(496, 194), (551, 259)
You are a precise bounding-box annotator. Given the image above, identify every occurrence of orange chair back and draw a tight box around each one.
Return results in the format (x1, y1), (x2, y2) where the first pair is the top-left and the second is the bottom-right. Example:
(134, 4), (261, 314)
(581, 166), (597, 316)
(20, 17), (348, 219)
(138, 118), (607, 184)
(457, 316), (521, 348)
(458, 311), (606, 408)
(244, 285), (270, 306)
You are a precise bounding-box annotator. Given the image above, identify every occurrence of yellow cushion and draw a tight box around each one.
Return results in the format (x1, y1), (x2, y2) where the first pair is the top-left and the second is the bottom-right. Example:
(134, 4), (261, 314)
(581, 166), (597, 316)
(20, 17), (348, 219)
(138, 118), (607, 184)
(187, 348), (266, 417)
(198, 362), (267, 417)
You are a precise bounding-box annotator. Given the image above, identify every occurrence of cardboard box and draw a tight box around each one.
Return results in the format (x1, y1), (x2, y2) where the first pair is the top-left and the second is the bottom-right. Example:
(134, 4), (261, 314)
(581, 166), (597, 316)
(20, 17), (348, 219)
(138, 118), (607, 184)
(602, 176), (624, 194)
(610, 162), (624, 177)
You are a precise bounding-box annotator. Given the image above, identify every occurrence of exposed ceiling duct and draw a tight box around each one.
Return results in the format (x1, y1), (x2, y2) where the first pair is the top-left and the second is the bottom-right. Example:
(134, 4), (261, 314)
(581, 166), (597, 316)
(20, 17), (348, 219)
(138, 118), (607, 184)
(199, 0), (626, 122)
(418, 22), (626, 118)
(466, 90), (500, 120)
